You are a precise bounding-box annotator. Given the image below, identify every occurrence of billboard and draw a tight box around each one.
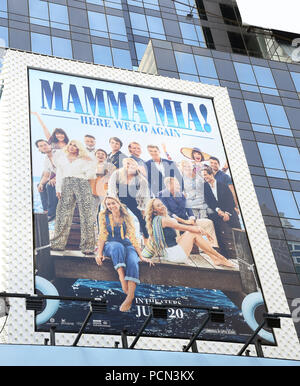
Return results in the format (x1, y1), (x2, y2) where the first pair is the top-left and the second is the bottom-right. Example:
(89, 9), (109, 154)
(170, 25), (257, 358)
(29, 68), (274, 344)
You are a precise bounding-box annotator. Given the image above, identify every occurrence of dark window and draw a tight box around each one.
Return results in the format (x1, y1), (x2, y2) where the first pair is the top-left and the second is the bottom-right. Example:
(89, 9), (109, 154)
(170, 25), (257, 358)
(227, 31), (247, 55)
(195, 0), (207, 20)
(202, 27), (215, 49)
(219, 3), (241, 26)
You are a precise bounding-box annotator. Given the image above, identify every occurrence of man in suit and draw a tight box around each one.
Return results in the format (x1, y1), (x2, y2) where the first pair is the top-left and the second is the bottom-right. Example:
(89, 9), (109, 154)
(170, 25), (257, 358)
(202, 166), (241, 258)
(128, 141), (147, 177)
(209, 156), (239, 215)
(146, 144), (184, 197)
(35, 139), (58, 222)
(107, 137), (127, 169)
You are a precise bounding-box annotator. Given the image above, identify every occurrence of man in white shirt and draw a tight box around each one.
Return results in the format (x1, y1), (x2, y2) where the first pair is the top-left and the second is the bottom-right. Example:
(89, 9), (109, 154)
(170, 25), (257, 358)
(35, 139), (58, 222)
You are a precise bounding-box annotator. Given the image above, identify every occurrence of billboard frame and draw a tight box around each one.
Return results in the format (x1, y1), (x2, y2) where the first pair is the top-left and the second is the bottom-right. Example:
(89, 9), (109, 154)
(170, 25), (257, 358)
(0, 49), (299, 360)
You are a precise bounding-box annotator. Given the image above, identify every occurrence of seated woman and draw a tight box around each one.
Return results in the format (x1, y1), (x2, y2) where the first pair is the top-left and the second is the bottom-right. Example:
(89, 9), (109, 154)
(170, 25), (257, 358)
(95, 196), (154, 312)
(143, 198), (235, 268)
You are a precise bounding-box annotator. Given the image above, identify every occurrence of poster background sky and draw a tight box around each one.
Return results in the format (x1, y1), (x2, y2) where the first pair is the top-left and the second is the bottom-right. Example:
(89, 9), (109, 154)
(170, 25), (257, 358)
(29, 69), (229, 177)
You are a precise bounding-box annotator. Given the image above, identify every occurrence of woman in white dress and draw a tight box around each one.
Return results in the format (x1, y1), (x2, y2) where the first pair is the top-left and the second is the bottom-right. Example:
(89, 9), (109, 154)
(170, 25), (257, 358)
(50, 140), (96, 255)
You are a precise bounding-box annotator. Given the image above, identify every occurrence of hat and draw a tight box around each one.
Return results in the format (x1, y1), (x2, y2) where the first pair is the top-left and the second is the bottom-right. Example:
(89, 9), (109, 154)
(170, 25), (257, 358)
(180, 147), (211, 161)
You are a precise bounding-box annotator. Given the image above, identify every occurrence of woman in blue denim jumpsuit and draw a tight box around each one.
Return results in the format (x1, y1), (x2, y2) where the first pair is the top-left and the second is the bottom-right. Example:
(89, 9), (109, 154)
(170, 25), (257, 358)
(96, 196), (154, 312)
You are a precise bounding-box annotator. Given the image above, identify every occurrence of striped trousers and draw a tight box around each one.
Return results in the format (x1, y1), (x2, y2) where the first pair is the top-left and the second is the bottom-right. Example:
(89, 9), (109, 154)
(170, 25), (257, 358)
(51, 177), (95, 253)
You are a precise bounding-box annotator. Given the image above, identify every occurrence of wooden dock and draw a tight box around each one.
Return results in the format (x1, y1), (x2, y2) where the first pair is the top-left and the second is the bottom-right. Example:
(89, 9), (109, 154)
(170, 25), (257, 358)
(34, 213), (258, 309)
(50, 250), (243, 293)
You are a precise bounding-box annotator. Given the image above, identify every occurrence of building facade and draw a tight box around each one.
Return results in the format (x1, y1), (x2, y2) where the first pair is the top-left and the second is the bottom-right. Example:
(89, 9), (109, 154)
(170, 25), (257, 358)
(0, 0), (300, 344)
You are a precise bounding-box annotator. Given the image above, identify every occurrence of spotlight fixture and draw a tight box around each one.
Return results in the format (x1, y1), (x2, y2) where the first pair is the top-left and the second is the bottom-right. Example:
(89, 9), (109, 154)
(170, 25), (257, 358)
(265, 316), (281, 329)
(152, 306), (168, 319)
(210, 310), (225, 323)
(25, 296), (44, 312)
(90, 299), (107, 313)
(0, 297), (9, 318)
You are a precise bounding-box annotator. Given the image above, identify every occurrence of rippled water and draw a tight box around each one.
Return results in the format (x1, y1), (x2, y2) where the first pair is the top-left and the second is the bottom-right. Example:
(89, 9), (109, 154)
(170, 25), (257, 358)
(38, 279), (251, 343)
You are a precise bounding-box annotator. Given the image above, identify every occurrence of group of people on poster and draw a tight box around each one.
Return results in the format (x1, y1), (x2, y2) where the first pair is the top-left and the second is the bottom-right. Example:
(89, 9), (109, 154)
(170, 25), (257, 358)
(33, 112), (241, 312)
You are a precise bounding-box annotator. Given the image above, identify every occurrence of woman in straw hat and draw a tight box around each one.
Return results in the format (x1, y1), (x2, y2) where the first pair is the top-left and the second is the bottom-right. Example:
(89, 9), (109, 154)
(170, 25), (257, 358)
(180, 147), (210, 177)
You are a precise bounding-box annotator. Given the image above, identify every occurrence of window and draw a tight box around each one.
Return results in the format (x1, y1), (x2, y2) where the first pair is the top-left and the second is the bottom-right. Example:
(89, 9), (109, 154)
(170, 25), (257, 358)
(234, 62), (256, 85)
(88, 11), (108, 38)
(195, 0), (207, 20)
(49, 3), (69, 30)
(175, 51), (197, 75)
(104, 0), (123, 9)
(112, 48), (132, 69)
(128, 0), (159, 11)
(265, 104), (290, 128)
(175, 0), (199, 19)
(219, 3), (241, 26)
(135, 42), (147, 61)
(245, 100), (269, 125)
(252, 124), (272, 133)
(253, 66), (276, 89)
(234, 62), (278, 95)
(129, 12), (165, 39)
(86, 0), (104, 4)
(146, 15), (165, 38)
(0, 0), (7, 18)
(92, 44), (113, 66)
(194, 55), (218, 78)
(31, 33), (52, 55)
(129, 12), (148, 37)
(0, 26), (8, 47)
(291, 72), (300, 92)
(228, 31), (246, 55)
(52, 37), (72, 59)
(179, 22), (206, 47)
(271, 189), (300, 219)
(106, 15), (127, 41)
(295, 192), (300, 212)
(278, 146), (300, 172)
(29, 0), (49, 27)
(257, 142), (283, 170)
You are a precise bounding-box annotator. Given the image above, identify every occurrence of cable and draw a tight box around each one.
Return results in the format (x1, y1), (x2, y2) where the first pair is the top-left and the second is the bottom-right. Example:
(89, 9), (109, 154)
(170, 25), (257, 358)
(0, 313), (9, 336)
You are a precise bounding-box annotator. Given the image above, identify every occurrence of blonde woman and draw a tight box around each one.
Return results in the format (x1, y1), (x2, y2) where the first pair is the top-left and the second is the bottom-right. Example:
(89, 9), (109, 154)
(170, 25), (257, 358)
(143, 198), (235, 268)
(50, 140), (96, 255)
(108, 157), (150, 240)
(96, 196), (154, 312)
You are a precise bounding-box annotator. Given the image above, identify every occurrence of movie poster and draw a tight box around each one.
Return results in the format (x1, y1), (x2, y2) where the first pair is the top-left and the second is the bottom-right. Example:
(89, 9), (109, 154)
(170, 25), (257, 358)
(29, 68), (273, 344)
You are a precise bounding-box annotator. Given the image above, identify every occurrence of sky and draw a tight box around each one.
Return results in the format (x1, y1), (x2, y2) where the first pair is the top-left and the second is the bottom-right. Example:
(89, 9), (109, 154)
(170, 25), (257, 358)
(236, 0), (300, 35)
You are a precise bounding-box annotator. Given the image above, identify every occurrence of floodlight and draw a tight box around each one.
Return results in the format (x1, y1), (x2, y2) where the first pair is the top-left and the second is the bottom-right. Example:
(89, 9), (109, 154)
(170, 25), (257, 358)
(0, 297), (9, 318)
(152, 306), (168, 319)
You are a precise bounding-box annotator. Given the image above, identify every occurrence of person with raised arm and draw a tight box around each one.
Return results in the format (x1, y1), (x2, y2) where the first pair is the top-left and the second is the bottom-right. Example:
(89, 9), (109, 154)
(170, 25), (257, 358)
(31, 111), (69, 151)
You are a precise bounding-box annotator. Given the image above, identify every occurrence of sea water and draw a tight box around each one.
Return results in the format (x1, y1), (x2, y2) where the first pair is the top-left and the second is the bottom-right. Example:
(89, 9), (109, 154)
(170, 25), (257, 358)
(39, 279), (251, 343)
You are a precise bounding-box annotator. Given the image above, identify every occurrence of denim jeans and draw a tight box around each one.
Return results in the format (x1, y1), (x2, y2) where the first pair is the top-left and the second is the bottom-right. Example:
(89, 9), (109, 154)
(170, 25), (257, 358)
(39, 182), (58, 217)
(103, 241), (140, 284)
